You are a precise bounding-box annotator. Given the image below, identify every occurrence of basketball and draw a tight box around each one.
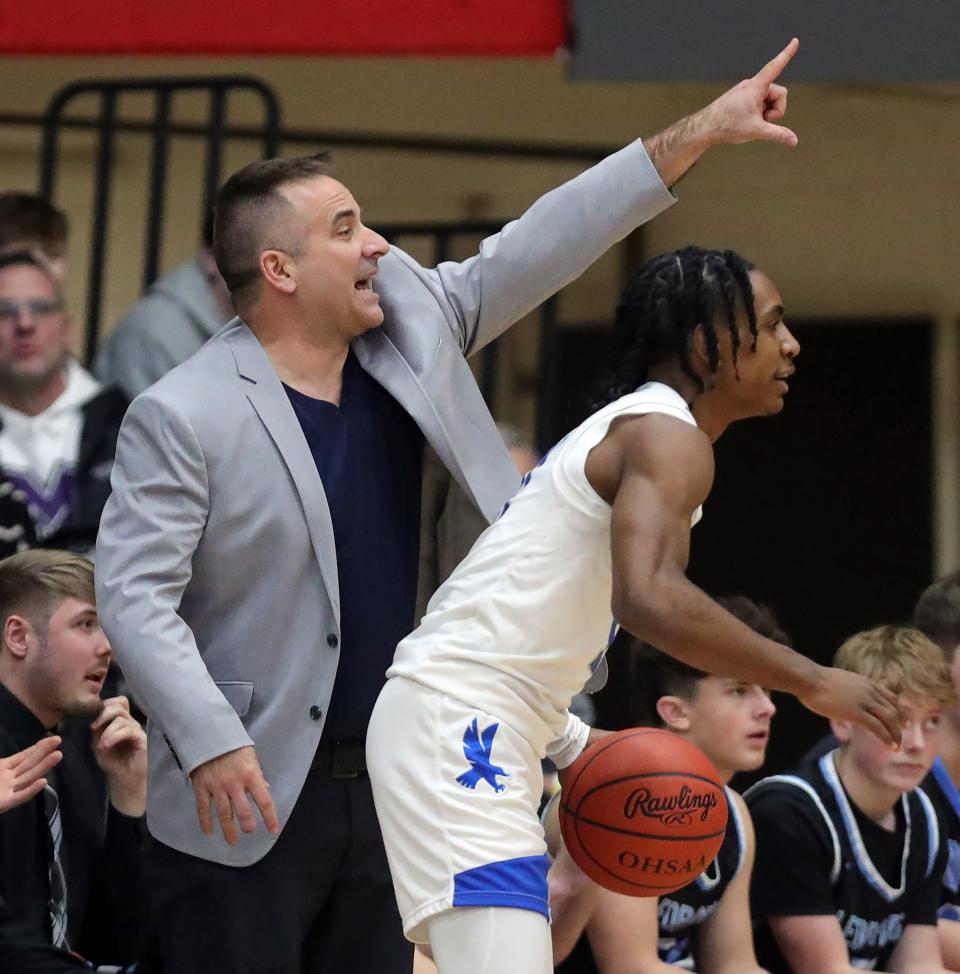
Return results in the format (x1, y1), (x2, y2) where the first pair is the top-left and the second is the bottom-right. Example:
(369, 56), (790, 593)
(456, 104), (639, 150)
(559, 728), (728, 897)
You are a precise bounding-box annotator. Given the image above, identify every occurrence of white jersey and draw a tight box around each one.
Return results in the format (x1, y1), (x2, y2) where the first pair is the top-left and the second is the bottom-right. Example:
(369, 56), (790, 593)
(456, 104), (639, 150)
(388, 381), (703, 753)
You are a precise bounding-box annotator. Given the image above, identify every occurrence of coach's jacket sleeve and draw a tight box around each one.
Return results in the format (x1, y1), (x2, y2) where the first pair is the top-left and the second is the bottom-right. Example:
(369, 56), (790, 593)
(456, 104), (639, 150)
(395, 138), (675, 359)
(95, 393), (253, 776)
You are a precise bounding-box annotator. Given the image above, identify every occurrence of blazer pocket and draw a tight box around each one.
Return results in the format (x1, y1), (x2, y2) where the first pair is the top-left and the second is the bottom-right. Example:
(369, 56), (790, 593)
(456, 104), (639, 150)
(216, 680), (254, 718)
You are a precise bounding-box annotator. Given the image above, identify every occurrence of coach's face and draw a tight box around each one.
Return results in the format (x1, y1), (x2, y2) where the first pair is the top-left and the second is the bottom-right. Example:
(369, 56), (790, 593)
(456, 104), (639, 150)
(280, 176), (390, 339)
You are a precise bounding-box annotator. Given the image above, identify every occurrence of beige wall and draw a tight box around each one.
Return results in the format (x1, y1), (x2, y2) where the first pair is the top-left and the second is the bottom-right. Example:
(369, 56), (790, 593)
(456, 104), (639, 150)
(2, 55), (958, 563)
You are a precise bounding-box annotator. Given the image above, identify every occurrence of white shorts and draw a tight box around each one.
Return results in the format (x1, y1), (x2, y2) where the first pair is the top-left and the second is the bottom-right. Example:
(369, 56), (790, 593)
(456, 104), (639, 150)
(366, 676), (549, 942)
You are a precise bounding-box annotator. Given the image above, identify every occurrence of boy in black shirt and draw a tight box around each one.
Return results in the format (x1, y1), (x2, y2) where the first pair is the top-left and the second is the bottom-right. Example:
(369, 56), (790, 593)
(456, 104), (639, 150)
(748, 626), (954, 974)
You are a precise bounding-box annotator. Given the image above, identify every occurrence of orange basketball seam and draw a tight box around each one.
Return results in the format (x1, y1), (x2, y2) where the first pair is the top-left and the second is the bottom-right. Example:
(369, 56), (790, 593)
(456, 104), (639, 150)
(571, 818), (726, 842)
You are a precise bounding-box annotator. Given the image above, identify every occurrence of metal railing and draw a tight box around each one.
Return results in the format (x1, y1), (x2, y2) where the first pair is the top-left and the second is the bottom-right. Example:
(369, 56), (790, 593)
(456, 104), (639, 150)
(37, 76), (281, 361)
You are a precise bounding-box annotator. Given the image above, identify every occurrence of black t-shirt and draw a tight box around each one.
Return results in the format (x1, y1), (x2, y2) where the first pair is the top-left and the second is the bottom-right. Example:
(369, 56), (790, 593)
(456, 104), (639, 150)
(658, 786), (746, 966)
(284, 349), (424, 741)
(747, 750), (944, 973)
(804, 736), (960, 921)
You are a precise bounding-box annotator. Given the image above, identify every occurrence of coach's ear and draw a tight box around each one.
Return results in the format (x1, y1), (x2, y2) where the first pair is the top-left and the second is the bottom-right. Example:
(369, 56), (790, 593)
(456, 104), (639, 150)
(830, 718), (854, 743)
(656, 696), (691, 733)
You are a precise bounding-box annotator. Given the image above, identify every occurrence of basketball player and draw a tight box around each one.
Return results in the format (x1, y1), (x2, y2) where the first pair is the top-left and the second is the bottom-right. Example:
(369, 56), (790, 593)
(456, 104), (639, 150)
(546, 597), (784, 973)
(366, 246), (903, 974)
(747, 626), (954, 974)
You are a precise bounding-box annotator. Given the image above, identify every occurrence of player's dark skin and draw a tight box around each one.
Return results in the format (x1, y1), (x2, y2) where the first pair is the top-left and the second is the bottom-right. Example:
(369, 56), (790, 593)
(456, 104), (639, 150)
(582, 269), (903, 747)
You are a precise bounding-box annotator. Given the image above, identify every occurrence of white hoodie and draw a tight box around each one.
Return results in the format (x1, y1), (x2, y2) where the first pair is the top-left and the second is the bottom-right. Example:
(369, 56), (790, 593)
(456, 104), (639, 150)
(0, 359), (102, 539)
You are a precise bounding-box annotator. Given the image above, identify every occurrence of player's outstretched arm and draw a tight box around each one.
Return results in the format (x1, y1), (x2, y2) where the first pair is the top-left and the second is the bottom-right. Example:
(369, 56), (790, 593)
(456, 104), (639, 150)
(644, 38), (799, 189)
(595, 414), (901, 745)
(694, 794), (768, 974)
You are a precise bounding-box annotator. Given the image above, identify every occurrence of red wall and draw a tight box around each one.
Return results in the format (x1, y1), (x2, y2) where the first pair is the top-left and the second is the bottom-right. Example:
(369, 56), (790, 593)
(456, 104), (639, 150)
(0, 1), (567, 55)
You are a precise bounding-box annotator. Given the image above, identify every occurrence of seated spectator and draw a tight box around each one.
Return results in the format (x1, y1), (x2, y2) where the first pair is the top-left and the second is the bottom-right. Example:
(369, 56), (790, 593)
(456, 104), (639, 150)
(0, 549), (148, 972)
(0, 194), (68, 282)
(0, 252), (127, 556)
(747, 626), (955, 974)
(94, 213), (232, 399)
(798, 577), (960, 970)
(546, 596), (786, 974)
(911, 571), (960, 967)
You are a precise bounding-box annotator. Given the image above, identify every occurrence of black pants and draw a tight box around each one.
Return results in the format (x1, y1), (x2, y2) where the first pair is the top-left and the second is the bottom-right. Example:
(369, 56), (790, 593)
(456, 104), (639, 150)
(142, 755), (410, 974)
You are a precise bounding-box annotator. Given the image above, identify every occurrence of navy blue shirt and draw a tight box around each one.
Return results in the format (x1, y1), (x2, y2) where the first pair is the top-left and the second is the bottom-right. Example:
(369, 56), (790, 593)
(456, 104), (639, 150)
(284, 350), (423, 741)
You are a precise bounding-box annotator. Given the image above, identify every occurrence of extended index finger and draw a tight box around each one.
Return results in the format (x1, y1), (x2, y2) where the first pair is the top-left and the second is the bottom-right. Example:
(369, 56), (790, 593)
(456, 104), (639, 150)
(754, 37), (799, 88)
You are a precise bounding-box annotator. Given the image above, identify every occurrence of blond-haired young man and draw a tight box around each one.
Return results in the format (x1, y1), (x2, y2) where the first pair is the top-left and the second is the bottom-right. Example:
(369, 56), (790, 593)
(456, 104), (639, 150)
(748, 627), (956, 974)
(0, 549), (147, 971)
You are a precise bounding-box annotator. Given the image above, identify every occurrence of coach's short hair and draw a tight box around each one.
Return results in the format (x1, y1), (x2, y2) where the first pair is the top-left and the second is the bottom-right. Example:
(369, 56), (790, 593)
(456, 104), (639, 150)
(0, 549), (94, 643)
(912, 572), (960, 660)
(212, 153), (330, 313)
(833, 625), (956, 707)
(0, 194), (67, 256)
(630, 595), (792, 727)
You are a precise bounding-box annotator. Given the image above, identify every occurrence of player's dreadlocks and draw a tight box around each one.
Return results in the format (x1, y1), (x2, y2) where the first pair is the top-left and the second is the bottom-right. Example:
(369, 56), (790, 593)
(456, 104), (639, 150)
(593, 246), (758, 410)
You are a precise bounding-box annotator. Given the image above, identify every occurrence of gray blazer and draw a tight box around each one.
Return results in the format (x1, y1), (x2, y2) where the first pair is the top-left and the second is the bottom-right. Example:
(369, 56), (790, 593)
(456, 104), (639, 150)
(95, 138), (674, 866)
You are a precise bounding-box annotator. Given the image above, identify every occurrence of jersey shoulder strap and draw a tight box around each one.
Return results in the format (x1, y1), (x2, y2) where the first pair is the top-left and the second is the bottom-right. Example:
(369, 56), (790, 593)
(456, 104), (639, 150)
(914, 785), (941, 878)
(726, 786), (748, 882)
(744, 774), (842, 884)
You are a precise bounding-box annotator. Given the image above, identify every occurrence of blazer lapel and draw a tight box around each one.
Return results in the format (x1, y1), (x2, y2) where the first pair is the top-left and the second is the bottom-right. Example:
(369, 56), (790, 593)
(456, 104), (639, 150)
(226, 323), (340, 620)
(353, 328), (519, 523)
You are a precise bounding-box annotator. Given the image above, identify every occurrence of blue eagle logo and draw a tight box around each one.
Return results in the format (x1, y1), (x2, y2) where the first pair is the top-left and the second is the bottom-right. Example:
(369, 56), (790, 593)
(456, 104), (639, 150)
(456, 718), (509, 793)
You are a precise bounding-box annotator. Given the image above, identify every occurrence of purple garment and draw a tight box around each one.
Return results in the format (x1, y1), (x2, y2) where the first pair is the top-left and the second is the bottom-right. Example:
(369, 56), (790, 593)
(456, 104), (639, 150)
(7, 464), (75, 540)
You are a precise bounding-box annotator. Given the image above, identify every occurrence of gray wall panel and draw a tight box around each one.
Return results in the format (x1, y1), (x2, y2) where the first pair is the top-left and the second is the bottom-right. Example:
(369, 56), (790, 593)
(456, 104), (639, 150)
(571, 0), (960, 81)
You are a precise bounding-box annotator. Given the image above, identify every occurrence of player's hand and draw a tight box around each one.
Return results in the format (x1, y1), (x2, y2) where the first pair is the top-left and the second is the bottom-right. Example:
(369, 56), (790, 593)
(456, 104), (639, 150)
(91, 696), (148, 816)
(0, 736), (62, 813)
(695, 38), (800, 148)
(190, 745), (279, 845)
(797, 665), (904, 747)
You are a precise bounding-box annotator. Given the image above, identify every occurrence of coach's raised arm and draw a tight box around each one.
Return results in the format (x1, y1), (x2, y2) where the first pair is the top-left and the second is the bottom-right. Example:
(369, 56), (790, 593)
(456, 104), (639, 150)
(96, 39), (803, 974)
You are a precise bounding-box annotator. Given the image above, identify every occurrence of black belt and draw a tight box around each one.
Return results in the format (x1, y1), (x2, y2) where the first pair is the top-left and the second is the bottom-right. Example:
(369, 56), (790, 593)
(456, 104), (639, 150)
(311, 740), (367, 779)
